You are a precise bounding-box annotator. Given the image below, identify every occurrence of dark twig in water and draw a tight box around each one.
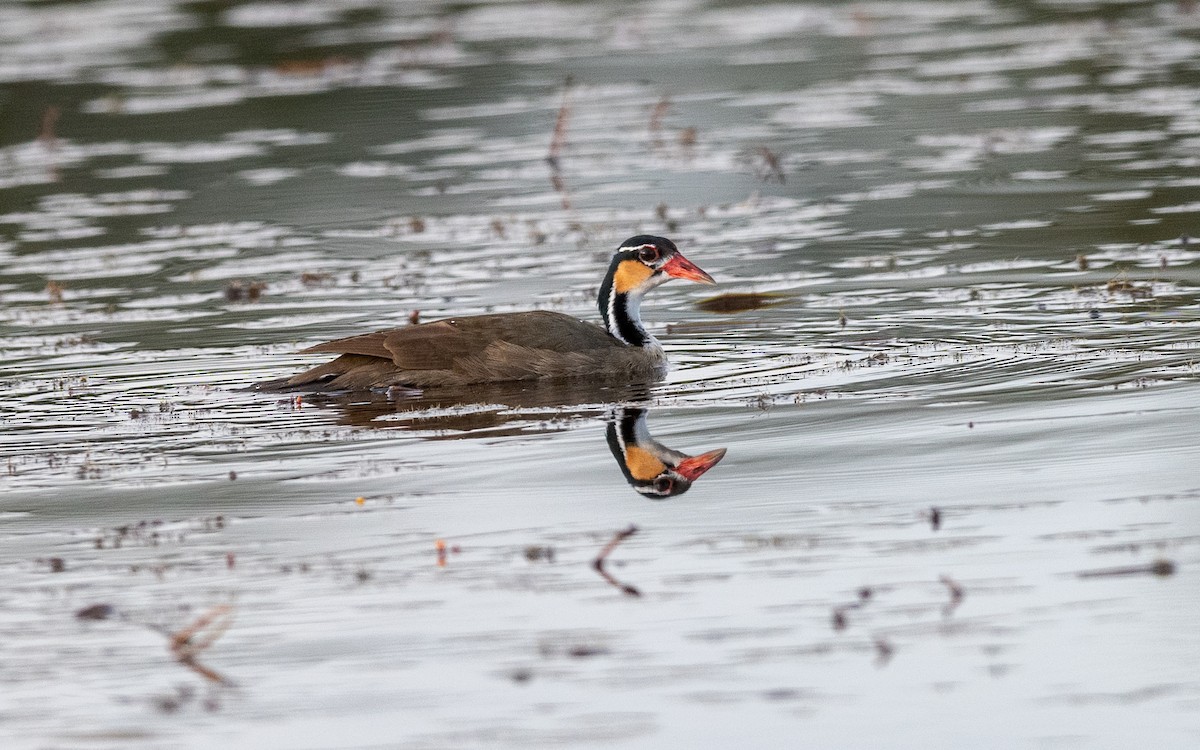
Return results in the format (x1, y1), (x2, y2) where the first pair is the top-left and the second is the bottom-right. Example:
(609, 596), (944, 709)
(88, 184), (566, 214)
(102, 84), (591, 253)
(832, 606), (849, 631)
(939, 575), (964, 617)
(547, 75), (573, 166)
(73, 602), (233, 684)
(648, 95), (670, 149)
(752, 146), (785, 183)
(832, 586), (873, 631)
(168, 604), (234, 685)
(39, 105), (61, 162)
(1077, 560), (1175, 579)
(592, 524), (640, 597)
(546, 76), (574, 209)
(873, 637), (894, 667)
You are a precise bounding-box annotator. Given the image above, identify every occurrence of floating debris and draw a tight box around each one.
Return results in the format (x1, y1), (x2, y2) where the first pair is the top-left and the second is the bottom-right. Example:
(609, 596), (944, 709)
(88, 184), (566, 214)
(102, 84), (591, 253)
(593, 525), (640, 597)
(832, 586), (873, 631)
(224, 279), (267, 302)
(695, 292), (787, 314)
(649, 95), (670, 148)
(169, 604), (234, 685)
(832, 607), (848, 631)
(874, 638), (894, 667)
(76, 603), (115, 621)
(510, 668), (533, 684)
(546, 75), (572, 168)
(940, 575), (965, 617)
(1077, 560), (1175, 579)
(524, 545), (555, 563)
(750, 146), (785, 183)
(1105, 269), (1153, 298)
(39, 105), (61, 150)
(566, 644), (609, 658)
(300, 271), (334, 287)
(545, 75), (573, 209)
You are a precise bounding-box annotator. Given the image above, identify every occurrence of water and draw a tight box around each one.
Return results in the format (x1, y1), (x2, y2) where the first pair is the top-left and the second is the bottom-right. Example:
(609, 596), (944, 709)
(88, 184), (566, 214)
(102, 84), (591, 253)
(2, 1), (1199, 747)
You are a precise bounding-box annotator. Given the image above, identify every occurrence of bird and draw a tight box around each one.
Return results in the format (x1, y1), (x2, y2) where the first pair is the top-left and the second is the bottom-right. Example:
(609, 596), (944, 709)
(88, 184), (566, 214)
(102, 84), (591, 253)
(260, 235), (714, 391)
(606, 407), (727, 498)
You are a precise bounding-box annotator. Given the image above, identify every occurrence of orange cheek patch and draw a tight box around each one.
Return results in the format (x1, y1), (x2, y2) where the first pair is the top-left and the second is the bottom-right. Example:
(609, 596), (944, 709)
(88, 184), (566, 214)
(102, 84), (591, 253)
(624, 445), (667, 481)
(613, 260), (654, 294)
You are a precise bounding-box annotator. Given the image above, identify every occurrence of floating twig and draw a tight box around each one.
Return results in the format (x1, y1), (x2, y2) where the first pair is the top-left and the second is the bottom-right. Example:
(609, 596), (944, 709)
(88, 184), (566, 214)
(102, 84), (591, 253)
(832, 606), (849, 631)
(648, 95), (670, 149)
(546, 76), (574, 209)
(873, 637), (894, 667)
(39, 105), (61, 152)
(592, 524), (640, 597)
(1077, 560), (1175, 579)
(546, 75), (573, 166)
(169, 604), (234, 685)
(939, 575), (964, 617)
(752, 146), (785, 183)
(831, 586), (873, 631)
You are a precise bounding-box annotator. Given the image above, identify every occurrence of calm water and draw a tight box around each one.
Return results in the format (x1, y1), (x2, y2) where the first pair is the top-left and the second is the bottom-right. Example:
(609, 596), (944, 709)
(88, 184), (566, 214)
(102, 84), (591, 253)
(2, 1), (1199, 747)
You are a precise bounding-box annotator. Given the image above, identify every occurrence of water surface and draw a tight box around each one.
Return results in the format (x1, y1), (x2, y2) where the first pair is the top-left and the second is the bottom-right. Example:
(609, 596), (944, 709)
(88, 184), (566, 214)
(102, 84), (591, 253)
(2, 1), (1198, 748)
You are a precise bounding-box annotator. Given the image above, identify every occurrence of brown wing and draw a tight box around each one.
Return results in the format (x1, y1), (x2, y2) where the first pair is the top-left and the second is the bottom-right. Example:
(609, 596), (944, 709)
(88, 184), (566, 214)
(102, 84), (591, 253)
(301, 310), (619, 372)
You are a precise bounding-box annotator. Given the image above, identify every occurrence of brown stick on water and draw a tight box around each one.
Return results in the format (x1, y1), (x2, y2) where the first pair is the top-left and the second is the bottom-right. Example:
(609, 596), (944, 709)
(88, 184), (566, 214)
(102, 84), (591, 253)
(648, 95), (670, 149)
(169, 604), (234, 684)
(939, 575), (964, 617)
(592, 524), (640, 597)
(1077, 560), (1175, 579)
(546, 76), (574, 209)
(547, 75), (573, 165)
(755, 146), (785, 183)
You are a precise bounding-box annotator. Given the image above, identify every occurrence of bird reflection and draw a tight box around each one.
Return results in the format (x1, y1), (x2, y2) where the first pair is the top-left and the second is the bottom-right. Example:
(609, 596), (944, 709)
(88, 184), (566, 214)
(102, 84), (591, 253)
(280, 381), (726, 497)
(606, 408), (726, 498)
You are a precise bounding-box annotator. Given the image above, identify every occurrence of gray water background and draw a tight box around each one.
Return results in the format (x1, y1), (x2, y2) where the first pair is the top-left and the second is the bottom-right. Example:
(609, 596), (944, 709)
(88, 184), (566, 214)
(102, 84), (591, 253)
(1, 1), (1198, 747)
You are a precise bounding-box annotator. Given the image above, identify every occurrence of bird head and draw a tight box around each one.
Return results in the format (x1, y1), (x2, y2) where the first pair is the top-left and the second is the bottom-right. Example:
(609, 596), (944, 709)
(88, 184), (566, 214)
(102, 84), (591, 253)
(607, 407), (727, 498)
(609, 235), (715, 297)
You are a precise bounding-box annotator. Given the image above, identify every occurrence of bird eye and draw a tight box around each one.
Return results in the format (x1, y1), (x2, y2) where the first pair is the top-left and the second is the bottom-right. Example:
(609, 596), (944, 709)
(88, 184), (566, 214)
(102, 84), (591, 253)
(638, 245), (660, 264)
(653, 476), (674, 494)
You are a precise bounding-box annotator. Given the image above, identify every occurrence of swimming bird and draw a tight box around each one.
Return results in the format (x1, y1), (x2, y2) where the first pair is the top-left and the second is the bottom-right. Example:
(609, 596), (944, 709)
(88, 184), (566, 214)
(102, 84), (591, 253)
(261, 235), (714, 391)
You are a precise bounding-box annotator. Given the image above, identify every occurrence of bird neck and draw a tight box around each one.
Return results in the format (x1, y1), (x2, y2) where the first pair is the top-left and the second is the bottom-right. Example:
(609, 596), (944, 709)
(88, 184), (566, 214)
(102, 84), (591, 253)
(598, 266), (653, 348)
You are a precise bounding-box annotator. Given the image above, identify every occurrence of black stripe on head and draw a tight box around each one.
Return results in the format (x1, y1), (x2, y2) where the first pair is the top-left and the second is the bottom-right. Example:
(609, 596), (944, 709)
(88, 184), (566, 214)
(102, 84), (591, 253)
(618, 235), (677, 257)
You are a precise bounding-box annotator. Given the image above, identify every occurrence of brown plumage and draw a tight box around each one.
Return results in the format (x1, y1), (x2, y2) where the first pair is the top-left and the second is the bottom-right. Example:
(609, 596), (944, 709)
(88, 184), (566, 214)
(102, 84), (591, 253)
(258, 235), (714, 391)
